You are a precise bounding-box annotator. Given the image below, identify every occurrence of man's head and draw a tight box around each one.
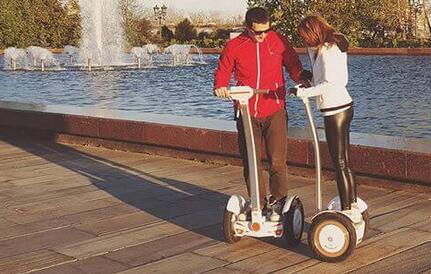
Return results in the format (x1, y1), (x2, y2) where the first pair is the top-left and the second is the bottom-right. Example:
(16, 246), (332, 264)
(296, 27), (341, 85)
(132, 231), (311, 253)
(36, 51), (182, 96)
(245, 7), (270, 43)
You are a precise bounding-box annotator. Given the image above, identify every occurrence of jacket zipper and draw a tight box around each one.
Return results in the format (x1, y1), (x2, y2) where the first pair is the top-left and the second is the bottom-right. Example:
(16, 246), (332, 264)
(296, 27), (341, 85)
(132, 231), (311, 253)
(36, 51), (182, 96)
(254, 43), (260, 117)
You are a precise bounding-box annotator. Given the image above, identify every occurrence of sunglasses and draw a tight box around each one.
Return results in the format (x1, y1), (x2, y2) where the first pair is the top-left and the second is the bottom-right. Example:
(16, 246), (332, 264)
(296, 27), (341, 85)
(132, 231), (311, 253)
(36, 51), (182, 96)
(250, 28), (271, 35)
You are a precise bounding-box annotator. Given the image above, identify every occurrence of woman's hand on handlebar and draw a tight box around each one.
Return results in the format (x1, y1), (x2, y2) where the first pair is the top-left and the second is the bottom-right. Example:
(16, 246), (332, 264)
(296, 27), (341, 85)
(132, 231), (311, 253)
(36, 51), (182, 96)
(300, 69), (312, 88)
(301, 80), (312, 88)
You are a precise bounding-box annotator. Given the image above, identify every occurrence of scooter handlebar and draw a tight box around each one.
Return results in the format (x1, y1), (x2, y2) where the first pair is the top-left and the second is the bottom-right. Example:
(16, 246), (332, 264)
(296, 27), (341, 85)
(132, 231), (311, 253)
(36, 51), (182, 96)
(290, 84), (312, 103)
(252, 88), (270, 95)
(227, 86), (269, 104)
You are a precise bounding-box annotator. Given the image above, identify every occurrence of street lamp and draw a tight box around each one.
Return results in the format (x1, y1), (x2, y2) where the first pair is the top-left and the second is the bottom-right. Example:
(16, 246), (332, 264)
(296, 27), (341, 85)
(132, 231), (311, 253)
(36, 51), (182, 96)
(153, 4), (167, 39)
(410, 0), (422, 37)
(414, 1), (422, 37)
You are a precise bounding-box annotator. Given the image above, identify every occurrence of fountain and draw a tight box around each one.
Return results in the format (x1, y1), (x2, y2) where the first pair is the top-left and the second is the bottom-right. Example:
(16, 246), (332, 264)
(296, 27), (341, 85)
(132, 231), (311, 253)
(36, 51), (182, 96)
(63, 45), (80, 66)
(4, 47), (26, 71)
(164, 44), (206, 66)
(26, 46), (58, 71)
(3, 46), (59, 71)
(144, 44), (160, 67)
(2, 0), (207, 71)
(78, 0), (124, 68)
(130, 47), (147, 69)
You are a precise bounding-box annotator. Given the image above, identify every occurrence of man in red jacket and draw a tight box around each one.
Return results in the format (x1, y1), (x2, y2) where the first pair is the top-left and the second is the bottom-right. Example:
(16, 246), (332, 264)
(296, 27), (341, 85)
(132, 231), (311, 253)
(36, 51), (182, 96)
(214, 7), (306, 217)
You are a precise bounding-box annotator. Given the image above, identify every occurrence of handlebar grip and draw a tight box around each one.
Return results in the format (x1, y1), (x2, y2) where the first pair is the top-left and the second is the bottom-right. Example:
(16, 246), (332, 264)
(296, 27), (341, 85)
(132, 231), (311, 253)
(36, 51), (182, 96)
(253, 89), (269, 94)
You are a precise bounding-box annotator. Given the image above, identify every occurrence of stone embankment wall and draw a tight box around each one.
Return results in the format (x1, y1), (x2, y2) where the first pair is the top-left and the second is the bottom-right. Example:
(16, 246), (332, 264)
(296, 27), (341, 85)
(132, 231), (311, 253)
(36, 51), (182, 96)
(0, 105), (429, 186)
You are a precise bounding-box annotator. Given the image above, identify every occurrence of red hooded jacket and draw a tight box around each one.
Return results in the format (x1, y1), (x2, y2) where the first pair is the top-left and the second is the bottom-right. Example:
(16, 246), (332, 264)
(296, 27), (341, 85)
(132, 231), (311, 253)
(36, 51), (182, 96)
(214, 31), (303, 118)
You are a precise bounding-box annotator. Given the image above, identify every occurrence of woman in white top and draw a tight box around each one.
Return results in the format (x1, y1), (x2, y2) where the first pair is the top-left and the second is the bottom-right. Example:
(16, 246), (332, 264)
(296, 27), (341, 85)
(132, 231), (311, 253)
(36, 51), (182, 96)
(290, 15), (356, 211)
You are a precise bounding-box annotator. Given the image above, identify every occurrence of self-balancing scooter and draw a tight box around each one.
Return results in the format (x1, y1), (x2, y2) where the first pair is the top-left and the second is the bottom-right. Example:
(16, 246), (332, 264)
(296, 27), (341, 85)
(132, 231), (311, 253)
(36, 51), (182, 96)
(299, 93), (370, 262)
(222, 86), (305, 245)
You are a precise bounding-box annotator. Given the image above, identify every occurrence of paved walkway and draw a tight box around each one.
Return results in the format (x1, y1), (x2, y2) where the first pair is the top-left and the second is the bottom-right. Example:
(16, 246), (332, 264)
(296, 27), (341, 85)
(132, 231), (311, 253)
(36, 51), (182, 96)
(0, 138), (430, 274)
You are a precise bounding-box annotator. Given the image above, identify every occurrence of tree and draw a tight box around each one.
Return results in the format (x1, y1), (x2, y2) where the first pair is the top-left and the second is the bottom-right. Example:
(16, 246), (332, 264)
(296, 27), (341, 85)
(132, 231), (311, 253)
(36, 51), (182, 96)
(175, 19), (197, 42)
(247, 0), (308, 45)
(211, 28), (231, 40)
(161, 25), (174, 42)
(247, 0), (424, 48)
(120, 0), (154, 47)
(62, 0), (81, 46)
(303, 0), (362, 46)
(0, 0), (81, 48)
(353, 0), (409, 47)
(197, 31), (210, 40)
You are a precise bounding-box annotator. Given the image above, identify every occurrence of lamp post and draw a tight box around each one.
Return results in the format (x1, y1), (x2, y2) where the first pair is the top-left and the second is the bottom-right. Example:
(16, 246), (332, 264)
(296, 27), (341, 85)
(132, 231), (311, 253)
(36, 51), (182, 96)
(153, 4), (167, 39)
(411, 0), (422, 37)
(414, 1), (422, 37)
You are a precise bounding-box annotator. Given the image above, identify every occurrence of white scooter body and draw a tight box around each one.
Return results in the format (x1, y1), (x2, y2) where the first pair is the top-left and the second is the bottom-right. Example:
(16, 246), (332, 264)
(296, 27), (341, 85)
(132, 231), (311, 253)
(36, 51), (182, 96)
(324, 196), (368, 244)
(223, 86), (304, 240)
(311, 206), (367, 245)
(298, 92), (369, 261)
(227, 194), (299, 238)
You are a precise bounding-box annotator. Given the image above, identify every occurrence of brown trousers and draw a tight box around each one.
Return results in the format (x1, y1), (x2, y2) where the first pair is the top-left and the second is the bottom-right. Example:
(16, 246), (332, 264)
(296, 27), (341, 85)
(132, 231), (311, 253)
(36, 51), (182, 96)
(236, 108), (289, 205)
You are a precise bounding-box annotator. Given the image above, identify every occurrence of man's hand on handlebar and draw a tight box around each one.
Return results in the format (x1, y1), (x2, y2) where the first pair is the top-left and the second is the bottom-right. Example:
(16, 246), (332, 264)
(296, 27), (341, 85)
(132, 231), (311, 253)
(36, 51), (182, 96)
(214, 87), (230, 98)
(300, 70), (313, 81)
(288, 87), (298, 97)
(289, 84), (309, 98)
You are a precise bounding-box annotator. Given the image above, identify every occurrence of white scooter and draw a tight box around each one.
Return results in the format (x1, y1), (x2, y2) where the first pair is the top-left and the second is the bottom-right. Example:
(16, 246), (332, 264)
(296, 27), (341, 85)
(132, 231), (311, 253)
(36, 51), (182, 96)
(298, 92), (370, 262)
(222, 86), (305, 245)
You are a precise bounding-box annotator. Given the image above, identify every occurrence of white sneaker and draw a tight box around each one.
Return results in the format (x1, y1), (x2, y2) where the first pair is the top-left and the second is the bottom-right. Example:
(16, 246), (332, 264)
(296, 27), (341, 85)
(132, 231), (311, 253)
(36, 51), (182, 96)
(270, 210), (281, 222)
(268, 196), (286, 222)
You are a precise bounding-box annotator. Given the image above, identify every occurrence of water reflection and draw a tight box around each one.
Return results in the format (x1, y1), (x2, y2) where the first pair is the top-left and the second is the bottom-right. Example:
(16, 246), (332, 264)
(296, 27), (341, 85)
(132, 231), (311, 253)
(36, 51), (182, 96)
(0, 54), (430, 140)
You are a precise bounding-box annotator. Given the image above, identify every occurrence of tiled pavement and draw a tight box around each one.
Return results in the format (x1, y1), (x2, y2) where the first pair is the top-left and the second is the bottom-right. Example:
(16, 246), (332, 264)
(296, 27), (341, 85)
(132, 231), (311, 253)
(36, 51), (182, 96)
(0, 138), (430, 274)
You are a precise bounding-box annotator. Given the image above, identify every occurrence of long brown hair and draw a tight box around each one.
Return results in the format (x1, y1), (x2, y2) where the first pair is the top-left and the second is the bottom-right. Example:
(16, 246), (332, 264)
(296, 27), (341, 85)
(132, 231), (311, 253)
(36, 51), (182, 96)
(298, 15), (348, 53)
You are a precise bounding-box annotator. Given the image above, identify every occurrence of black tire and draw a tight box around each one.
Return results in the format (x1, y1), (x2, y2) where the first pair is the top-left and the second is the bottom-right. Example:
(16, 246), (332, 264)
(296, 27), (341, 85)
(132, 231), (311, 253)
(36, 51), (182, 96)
(283, 197), (304, 246)
(361, 209), (370, 241)
(308, 212), (356, 262)
(223, 210), (241, 243)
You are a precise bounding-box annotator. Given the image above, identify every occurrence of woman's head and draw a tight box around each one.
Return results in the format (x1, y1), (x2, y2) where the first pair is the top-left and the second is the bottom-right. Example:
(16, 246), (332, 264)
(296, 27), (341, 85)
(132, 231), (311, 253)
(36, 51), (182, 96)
(297, 15), (336, 47)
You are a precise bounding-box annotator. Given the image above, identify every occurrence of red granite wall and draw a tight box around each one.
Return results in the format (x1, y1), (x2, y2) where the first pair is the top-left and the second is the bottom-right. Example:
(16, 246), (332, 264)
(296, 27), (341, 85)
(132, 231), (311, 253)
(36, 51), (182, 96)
(0, 107), (429, 185)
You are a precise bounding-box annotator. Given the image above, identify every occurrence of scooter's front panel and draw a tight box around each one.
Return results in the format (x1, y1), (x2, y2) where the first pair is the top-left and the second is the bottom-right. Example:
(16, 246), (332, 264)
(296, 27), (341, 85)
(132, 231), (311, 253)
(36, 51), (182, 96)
(233, 220), (284, 238)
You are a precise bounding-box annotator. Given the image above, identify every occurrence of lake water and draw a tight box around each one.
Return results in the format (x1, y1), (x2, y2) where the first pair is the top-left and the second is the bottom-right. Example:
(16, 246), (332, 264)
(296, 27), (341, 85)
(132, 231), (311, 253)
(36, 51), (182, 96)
(0, 54), (430, 140)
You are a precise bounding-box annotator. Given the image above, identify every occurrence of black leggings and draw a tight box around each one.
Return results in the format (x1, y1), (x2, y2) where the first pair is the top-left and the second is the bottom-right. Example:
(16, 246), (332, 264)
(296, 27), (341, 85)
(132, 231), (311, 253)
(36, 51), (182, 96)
(324, 107), (357, 210)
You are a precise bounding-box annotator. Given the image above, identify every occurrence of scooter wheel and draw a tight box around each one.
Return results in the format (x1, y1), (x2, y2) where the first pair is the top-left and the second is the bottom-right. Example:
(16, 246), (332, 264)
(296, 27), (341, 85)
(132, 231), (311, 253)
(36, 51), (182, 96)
(283, 197), (304, 245)
(223, 210), (241, 243)
(308, 212), (356, 262)
(362, 209), (370, 240)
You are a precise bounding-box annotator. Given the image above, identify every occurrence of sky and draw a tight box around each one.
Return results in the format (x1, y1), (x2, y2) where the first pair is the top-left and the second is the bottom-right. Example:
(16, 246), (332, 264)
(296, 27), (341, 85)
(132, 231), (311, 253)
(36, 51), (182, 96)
(141, 0), (248, 16)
